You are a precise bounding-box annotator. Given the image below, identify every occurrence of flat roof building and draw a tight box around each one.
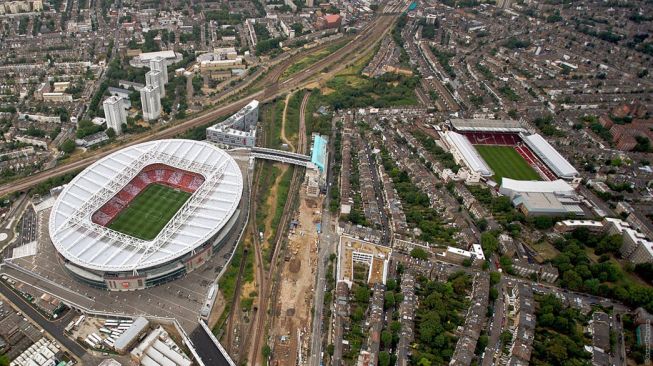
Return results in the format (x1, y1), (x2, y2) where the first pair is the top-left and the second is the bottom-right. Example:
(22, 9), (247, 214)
(311, 134), (328, 173)
(500, 178), (583, 217)
(207, 100), (259, 148)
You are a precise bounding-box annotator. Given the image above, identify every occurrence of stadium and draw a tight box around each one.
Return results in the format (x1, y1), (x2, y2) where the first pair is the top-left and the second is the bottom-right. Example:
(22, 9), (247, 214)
(443, 118), (578, 183)
(49, 139), (244, 291)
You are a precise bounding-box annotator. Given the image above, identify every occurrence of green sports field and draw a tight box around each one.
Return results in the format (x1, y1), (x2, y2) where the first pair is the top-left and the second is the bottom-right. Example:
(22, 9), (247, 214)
(108, 183), (191, 240)
(475, 145), (541, 184)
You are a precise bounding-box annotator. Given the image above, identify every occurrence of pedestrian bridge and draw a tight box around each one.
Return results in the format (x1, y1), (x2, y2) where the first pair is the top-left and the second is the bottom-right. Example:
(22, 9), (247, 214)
(251, 147), (316, 169)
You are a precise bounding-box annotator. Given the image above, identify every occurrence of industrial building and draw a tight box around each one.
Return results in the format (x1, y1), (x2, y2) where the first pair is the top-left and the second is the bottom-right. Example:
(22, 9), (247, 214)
(114, 317), (150, 354)
(499, 178), (584, 217)
(206, 100), (259, 148)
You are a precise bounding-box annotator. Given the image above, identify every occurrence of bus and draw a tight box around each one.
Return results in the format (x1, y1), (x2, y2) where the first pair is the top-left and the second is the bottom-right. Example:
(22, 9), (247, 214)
(73, 315), (85, 329)
(64, 321), (75, 334)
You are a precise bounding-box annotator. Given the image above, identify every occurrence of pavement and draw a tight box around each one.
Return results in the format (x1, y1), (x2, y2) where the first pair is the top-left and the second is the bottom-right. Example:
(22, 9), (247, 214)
(189, 325), (231, 366)
(0, 280), (102, 364)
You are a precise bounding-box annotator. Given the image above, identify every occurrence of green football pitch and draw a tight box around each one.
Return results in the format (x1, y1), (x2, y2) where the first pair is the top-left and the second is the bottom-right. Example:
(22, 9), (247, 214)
(475, 145), (541, 184)
(108, 183), (191, 240)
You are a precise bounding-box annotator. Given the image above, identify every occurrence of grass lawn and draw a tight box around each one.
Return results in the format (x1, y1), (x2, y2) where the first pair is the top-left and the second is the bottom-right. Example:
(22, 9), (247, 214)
(281, 40), (348, 79)
(108, 183), (191, 240)
(475, 145), (541, 183)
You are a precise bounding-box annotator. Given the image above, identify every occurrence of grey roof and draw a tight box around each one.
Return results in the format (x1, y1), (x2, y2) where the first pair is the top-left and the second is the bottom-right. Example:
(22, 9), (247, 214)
(114, 317), (149, 352)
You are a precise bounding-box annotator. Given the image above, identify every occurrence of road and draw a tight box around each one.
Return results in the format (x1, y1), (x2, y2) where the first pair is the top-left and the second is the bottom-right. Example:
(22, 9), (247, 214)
(189, 325), (232, 366)
(0, 14), (398, 199)
(0, 280), (91, 361)
(308, 106), (341, 366)
(482, 277), (506, 366)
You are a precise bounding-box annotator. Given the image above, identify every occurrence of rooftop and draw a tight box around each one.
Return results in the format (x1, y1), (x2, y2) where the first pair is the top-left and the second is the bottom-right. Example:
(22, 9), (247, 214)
(49, 140), (243, 272)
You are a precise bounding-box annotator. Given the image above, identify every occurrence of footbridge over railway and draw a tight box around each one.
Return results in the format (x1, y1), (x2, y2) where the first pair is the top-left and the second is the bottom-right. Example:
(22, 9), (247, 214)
(251, 147), (316, 169)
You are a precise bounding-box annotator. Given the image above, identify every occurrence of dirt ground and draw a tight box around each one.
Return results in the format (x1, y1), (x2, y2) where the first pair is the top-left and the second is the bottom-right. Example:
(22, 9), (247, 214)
(280, 93), (296, 152)
(269, 190), (322, 366)
(207, 291), (226, 328)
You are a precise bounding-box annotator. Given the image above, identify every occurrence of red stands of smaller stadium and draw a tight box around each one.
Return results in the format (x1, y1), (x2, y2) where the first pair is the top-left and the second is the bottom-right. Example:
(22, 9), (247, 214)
(460, 131), (557, 181)
(91, 164), (205, 228)
(461, 132), (522, 146)
(514, 144), (557, 181)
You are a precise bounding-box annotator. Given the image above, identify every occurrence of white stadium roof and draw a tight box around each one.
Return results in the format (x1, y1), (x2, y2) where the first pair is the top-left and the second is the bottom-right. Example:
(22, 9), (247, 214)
(49, 140), (243, 272)
(449, 118), (528, 133)
(443, 131), (493, 176)
(523, 134), (578, 179)
(500, 178), (575, 195)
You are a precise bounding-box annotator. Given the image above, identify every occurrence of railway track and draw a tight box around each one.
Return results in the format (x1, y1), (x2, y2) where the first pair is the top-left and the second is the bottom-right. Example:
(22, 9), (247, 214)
(0, 14), (393, 199)
(244, 12), (400, 366)
(249, 91), (310, 365)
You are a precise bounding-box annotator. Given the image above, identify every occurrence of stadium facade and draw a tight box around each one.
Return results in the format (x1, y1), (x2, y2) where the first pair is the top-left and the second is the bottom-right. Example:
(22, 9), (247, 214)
(49, 139), (244, 291)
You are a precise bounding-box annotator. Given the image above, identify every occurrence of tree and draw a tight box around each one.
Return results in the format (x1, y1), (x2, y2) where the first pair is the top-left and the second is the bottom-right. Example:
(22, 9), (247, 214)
(533, 216), (554, 230)
(384, 293), (395, 309)
(410, 247), (429, 260)
(105, 127), (116, 139)
(326, 344), (334, 356)
(480, 232), (500, 257)
(378, 351), (390, 366)
(489, 287), (498, 301)
(490, 272), (501, 286)
(462, 258), (472, 267)
(60, 139), (75, 154)
(386, 278), (397, 291)
(262, 345), (271, 359)
(381, 330), (392, 348)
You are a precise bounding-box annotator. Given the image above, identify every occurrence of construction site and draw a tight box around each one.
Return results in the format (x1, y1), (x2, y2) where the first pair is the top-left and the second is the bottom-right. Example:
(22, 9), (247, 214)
(268, 191), (322, 366)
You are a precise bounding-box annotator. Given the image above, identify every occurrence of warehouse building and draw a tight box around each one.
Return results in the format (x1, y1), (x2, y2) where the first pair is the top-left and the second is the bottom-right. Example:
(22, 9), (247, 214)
(499, 178), (584, 217)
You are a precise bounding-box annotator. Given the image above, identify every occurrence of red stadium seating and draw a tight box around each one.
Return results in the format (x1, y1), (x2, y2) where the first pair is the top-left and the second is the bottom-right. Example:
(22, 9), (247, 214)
(461, 132), (522, 146)
(461, 131), (557, 181)
(91, 164), (205, 227)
